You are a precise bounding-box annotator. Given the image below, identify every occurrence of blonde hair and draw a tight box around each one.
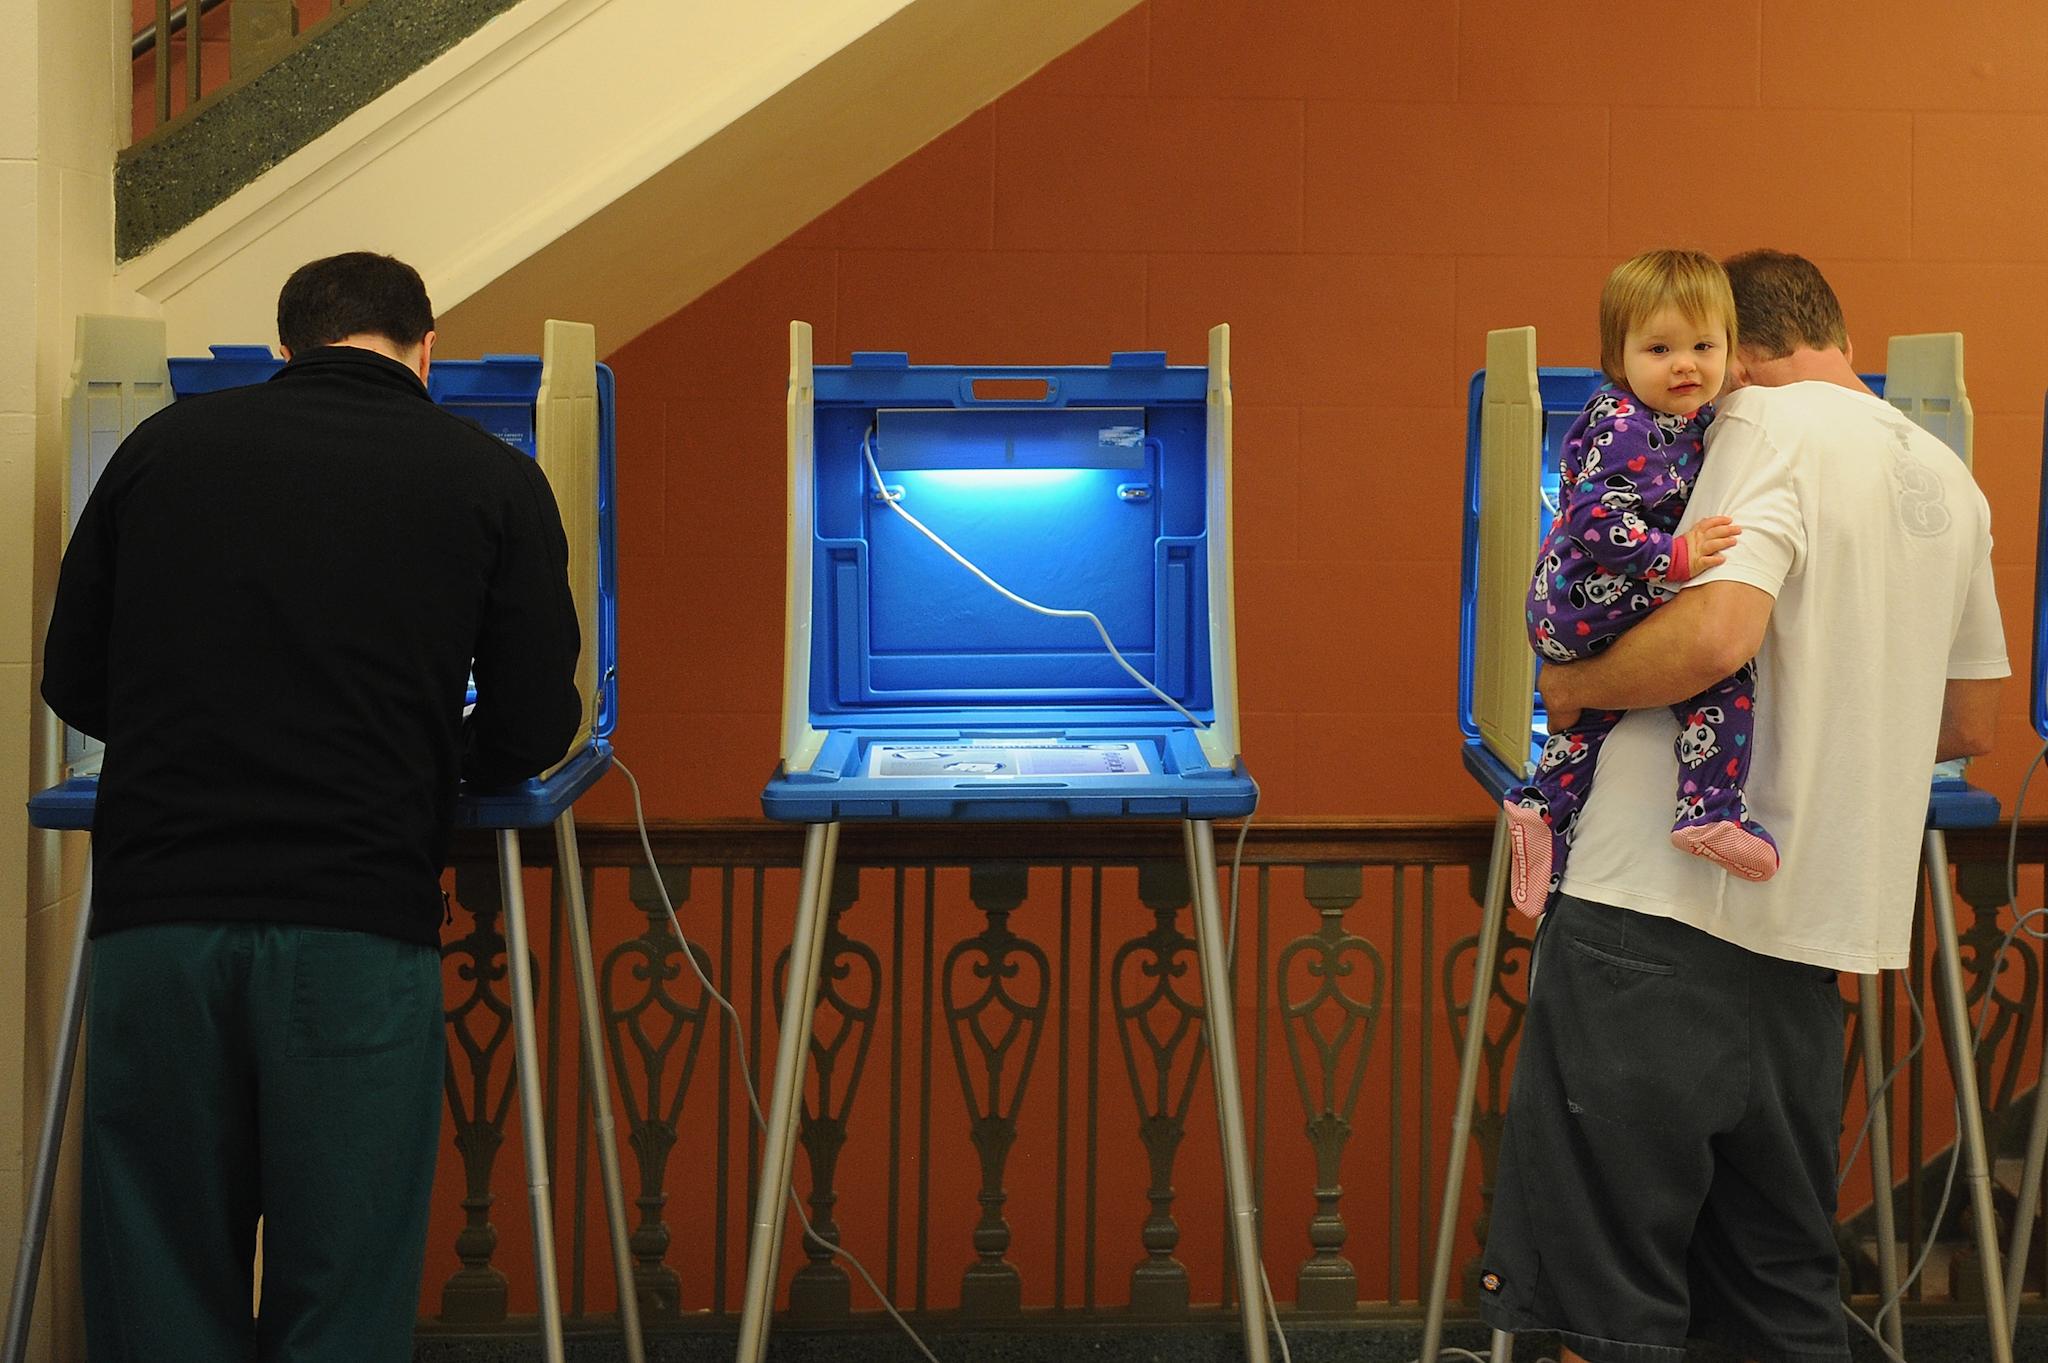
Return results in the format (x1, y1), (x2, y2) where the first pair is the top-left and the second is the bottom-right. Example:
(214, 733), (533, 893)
(1598, 249), (1738, 386)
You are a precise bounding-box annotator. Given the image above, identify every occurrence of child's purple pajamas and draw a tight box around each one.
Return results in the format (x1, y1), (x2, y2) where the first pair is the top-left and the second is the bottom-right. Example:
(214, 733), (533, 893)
(1504, 385), (1778, 915)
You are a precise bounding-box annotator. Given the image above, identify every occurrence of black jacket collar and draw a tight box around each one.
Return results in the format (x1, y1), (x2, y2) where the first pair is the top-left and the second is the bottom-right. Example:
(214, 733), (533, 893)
(272, 345), (431, 399)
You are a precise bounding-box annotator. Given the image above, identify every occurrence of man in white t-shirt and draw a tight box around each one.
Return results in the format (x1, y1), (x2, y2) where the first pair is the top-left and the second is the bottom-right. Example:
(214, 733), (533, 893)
(1475, 251), (2008, 1363)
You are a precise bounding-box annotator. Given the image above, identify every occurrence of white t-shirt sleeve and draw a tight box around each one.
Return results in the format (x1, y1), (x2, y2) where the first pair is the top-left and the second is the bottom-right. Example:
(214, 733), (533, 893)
(1677, 404), (1803, 599)
(1948, 527), (2011, 679)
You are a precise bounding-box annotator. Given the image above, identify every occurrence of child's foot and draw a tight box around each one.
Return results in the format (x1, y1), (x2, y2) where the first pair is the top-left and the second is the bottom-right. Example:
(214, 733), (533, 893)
(1669, 820), (1779, 882)
(1503, 800), (1555, 916)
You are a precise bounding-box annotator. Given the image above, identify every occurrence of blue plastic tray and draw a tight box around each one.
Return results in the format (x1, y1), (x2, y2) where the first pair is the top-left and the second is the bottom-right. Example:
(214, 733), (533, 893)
(765, 722), (1255, 821)
(29, 740), (613, 832)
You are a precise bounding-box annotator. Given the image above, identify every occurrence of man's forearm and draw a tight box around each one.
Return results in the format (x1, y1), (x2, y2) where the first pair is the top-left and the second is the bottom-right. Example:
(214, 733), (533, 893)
(1545, 584), (1765, 715)
(1934, 678), (2001, 763)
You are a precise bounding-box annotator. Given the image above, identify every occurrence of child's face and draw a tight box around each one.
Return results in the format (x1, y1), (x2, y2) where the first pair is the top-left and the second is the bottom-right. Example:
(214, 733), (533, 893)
(1621, 305), (1729, 417)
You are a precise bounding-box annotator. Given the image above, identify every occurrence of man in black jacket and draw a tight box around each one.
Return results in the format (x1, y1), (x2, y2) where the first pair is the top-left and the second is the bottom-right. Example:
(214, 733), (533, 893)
(41, 252), (582, 1362)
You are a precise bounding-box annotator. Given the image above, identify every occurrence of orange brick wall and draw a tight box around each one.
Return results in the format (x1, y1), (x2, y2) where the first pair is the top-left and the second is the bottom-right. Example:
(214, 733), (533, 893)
(407, 2), (2048, 1320)
(595, 0), (2048, 829)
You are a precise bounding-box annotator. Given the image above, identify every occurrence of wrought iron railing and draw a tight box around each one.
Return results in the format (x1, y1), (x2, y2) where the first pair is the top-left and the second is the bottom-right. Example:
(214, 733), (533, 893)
(418, 818), (2048, 1342)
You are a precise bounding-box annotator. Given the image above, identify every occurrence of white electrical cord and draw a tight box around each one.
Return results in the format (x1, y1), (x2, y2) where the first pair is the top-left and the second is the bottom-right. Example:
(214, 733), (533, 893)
(1841, 973), (1945, 1363)
(612, 760), (1283, 1363)
(860, 424), (1206, 731)
(1226, 811), (1254, 971)
(1844, 913), (2048, 1363)
(862, 415), (1291, 1357)
(607, 422), (1273, 1356)
(1217, 807), (1291, 1363)
(1834, 737), (2048, 1363)
(2006, 742), (2048, 938)
(612, 756), (944, 1363)
(1838, 985), (1929, 1196)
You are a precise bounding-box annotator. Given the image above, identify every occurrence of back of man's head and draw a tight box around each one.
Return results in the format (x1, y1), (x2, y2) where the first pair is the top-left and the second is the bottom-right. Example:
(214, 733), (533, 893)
(1722, 250), (1848, 359)
(277, 252), (435, 355)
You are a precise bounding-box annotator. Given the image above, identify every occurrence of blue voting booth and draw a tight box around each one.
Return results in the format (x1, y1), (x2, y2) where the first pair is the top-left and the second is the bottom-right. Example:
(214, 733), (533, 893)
(1452, 353), (2000, 827)
(759, 341), (1257, 821)
(32, 341), (622, 823)
(7, 320), (644, 1363)
(738, 323), (1271, 1363)
(1421, 328), (2016, 1363)
(2034, 391), (2048, 750)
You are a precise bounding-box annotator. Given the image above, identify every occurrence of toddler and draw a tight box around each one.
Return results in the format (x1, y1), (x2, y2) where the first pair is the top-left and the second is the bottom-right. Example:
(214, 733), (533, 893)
(1504, 248), (1779, 913)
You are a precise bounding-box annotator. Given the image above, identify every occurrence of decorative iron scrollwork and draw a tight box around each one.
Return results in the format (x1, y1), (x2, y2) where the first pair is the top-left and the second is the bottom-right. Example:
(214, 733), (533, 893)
(1278, 865), (1385, 1311)
(779, 865), (881, 1320)
(1443, 877), (1535, 1303)
(946, 862), (1049, 1316)
(1114, 860), (1206, 1317)
(439, 861), (522, 1323)
(603, 864), (712, 1320)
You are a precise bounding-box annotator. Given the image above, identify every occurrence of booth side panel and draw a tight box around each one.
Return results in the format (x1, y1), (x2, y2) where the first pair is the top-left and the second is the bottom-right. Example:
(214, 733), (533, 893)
(781, 321), (826, 772)
(1200, 322), (1241, 767)
(536, 321), (602, 764)
(69, 316), (173, 534)
(1474, 327), (1542, 777)
(63, 315), (175, 776)
(2037, 391), (2048, 741)
(1457, 372), (1486, 747)
(1884, 333), (1974, 470)
(595, 366), (620, 738)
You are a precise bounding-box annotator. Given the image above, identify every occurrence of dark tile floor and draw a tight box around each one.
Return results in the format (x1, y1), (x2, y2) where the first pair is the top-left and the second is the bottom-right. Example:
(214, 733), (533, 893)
(415, 1312), (2046, 1363)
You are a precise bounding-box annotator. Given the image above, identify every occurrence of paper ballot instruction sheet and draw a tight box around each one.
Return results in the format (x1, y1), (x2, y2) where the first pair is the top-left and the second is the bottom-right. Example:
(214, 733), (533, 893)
(865, 739), (1153, 779)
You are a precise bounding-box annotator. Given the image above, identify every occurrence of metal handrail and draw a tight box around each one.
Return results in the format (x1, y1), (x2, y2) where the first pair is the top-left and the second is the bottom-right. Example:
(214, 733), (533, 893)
(130, 0), (361, 139)
(131, 0), (229, 60)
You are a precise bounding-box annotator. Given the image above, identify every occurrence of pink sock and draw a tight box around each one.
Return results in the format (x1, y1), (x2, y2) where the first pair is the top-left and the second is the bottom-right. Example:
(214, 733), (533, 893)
(1503, 801), (1553, 916)
(1669, 822), (1779, 882)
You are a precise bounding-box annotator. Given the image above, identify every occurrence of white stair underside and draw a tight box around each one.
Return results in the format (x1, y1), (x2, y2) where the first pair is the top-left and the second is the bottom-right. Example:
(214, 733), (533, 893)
(117, 0), (1140, 356)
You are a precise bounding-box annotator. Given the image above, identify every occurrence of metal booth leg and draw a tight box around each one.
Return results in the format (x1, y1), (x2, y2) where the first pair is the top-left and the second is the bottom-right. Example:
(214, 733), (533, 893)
(736, 821), (840, 1363)
(2006, 1031), (2048, 1337)
(1923, 830), (2015, 1363)
(1857, 973), (1906, 1359)
(498, 828), (566, 1363)
(1420, 807), (1513, 1363)
(1183, 819), (1271, 1363)
(553, 809), (646, 1363)
(3, 862), (93, 1363)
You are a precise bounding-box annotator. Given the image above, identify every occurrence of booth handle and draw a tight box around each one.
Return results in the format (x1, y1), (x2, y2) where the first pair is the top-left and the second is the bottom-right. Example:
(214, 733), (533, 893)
(960, 376), (1061, 406)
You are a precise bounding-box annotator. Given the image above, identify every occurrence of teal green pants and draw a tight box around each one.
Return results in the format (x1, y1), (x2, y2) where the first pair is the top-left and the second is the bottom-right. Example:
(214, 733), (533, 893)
(82, 922), (444, 1363)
